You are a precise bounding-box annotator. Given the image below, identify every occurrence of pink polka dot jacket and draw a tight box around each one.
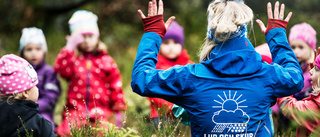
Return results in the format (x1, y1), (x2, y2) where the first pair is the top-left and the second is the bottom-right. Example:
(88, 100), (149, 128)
(54, 48), (126, 135)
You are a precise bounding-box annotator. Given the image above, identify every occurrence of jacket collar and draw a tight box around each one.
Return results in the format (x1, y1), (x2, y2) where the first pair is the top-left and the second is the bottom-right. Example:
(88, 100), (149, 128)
(32, 60), (45, 70)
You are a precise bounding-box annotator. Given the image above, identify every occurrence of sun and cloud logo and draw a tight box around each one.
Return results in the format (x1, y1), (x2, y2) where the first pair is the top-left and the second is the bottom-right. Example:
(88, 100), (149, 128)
(212, 90), (250, 133)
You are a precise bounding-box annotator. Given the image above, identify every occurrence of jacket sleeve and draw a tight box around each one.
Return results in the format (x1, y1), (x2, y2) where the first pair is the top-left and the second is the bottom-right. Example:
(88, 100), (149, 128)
(37, 69), (61, 113)
(106, 56), (126, 112)
(54, 48), (75, 80)
(277, 96), (320, 131)
(266, 28), (304, 97)
(131, 32), (194, 104)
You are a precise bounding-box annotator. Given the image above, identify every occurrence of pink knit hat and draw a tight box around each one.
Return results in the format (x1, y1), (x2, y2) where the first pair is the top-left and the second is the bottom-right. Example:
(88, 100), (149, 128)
(255, 43), (272, 64)
(289, 22), (317, 50)
(0, 54), (38, 95)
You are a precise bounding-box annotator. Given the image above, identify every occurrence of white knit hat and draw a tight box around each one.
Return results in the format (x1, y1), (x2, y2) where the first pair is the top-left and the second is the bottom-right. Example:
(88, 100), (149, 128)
(69, 10), (100, 36)
(19, 27), (47, 53)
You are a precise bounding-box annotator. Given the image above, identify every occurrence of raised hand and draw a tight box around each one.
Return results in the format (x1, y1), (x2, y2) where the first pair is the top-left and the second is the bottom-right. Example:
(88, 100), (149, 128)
(65, 32), (84, 51)
(256, 1), (292, 35)
(138, 0), (175, 38)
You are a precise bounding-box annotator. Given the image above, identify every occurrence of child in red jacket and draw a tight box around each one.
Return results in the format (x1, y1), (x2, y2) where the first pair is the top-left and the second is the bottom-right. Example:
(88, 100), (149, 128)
(278, 52), (320, 137)
(55, 10), (126, 136)
(148, 21), (193, 127)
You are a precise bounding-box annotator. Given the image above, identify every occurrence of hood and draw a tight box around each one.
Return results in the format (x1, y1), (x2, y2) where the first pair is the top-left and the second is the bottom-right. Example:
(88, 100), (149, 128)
(0, 99), (38, 136)
(201, 36), (262, 76)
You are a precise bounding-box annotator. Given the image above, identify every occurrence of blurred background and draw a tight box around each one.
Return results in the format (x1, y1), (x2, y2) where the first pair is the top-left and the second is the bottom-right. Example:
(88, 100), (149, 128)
(0, 0), (320, 135)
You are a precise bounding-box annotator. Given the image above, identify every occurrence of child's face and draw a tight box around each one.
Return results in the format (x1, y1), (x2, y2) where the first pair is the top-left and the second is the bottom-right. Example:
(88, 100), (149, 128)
(160, 39), (182, 60)
(310, 66), (320, 90)
(22, 43), (45, 65)
(78, 34), (99, 53)
(290, 40), (311, 63)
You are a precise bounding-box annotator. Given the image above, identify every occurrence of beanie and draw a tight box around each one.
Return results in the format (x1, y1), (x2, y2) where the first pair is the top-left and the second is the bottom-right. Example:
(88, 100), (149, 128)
(255, 43), (272, 64)
(163, 21), (184, 46)
(19, 27), (47, 54)
(0, 54), (38, 95)
(69, 10), (100, 36)
(289, 22), (317, 50)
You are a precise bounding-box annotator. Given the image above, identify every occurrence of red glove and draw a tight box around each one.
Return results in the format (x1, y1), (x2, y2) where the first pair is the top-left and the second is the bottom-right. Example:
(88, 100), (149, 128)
(142, 15), (167, 38)
(265, 19), (288, 35)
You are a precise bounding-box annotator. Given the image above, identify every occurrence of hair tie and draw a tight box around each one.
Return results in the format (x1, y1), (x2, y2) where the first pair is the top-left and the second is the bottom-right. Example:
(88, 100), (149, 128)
(207, 24), (247, 44)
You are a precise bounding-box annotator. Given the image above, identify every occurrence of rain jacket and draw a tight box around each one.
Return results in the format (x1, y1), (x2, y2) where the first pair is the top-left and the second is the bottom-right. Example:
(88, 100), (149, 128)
(149, 49), (193, 118)
(278, 92), (320, 137)
(54, 49), (126, 135)
(33, 60), (61, 129)
(0, 99), (55, 137)
(131, 28), (304, 137)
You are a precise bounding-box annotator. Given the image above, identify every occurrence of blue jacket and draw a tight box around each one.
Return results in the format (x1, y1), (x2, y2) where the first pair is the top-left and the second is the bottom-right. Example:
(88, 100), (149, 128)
(131, 28), (304, 137)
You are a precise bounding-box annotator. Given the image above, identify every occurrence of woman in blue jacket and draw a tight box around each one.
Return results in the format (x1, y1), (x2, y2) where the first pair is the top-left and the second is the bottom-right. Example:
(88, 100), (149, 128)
(132, 0), (303, 136)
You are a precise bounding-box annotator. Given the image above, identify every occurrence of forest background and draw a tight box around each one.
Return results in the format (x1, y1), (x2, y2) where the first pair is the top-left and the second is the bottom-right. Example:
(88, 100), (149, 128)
(1, 0), (320, 136)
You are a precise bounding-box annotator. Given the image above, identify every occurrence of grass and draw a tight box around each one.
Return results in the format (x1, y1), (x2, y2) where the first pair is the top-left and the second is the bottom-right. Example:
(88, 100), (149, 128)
(58, 97), (190, 137)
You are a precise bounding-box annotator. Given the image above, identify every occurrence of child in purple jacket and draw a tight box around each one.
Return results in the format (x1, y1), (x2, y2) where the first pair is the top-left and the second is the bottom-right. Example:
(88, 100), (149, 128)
(19, 27), (61, 131)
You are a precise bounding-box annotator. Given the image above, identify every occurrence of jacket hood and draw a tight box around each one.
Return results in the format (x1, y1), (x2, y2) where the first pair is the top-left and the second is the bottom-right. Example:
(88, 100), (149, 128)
(0, 99), (38, 136)
(201, 37), (262, 76)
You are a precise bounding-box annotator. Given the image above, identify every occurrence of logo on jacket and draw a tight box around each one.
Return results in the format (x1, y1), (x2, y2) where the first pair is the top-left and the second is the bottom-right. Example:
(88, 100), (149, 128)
(212, 90), (250, 133)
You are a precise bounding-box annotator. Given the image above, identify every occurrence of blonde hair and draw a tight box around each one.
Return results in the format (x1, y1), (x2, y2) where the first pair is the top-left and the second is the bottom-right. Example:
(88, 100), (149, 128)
(75, 40), (107, 56)
(307, 47), (315, 64)
(0, 92), (26, 105)
(199, 0), (253, 62)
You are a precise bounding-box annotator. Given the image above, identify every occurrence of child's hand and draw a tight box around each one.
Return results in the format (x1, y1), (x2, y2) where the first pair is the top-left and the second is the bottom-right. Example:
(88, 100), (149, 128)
(65, 32), (84, 51)
(256, 2), (292, 35)
(137, 0), (175, 38)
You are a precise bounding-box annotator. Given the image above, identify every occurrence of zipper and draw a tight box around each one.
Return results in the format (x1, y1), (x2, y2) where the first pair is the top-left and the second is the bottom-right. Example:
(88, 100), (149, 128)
(86, 57), (92, 116)
(264, 122), (271, 136)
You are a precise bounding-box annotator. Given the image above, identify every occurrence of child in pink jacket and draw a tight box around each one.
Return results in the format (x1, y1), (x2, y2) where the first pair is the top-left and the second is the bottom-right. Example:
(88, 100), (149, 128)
(278, 53), (320, 137)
